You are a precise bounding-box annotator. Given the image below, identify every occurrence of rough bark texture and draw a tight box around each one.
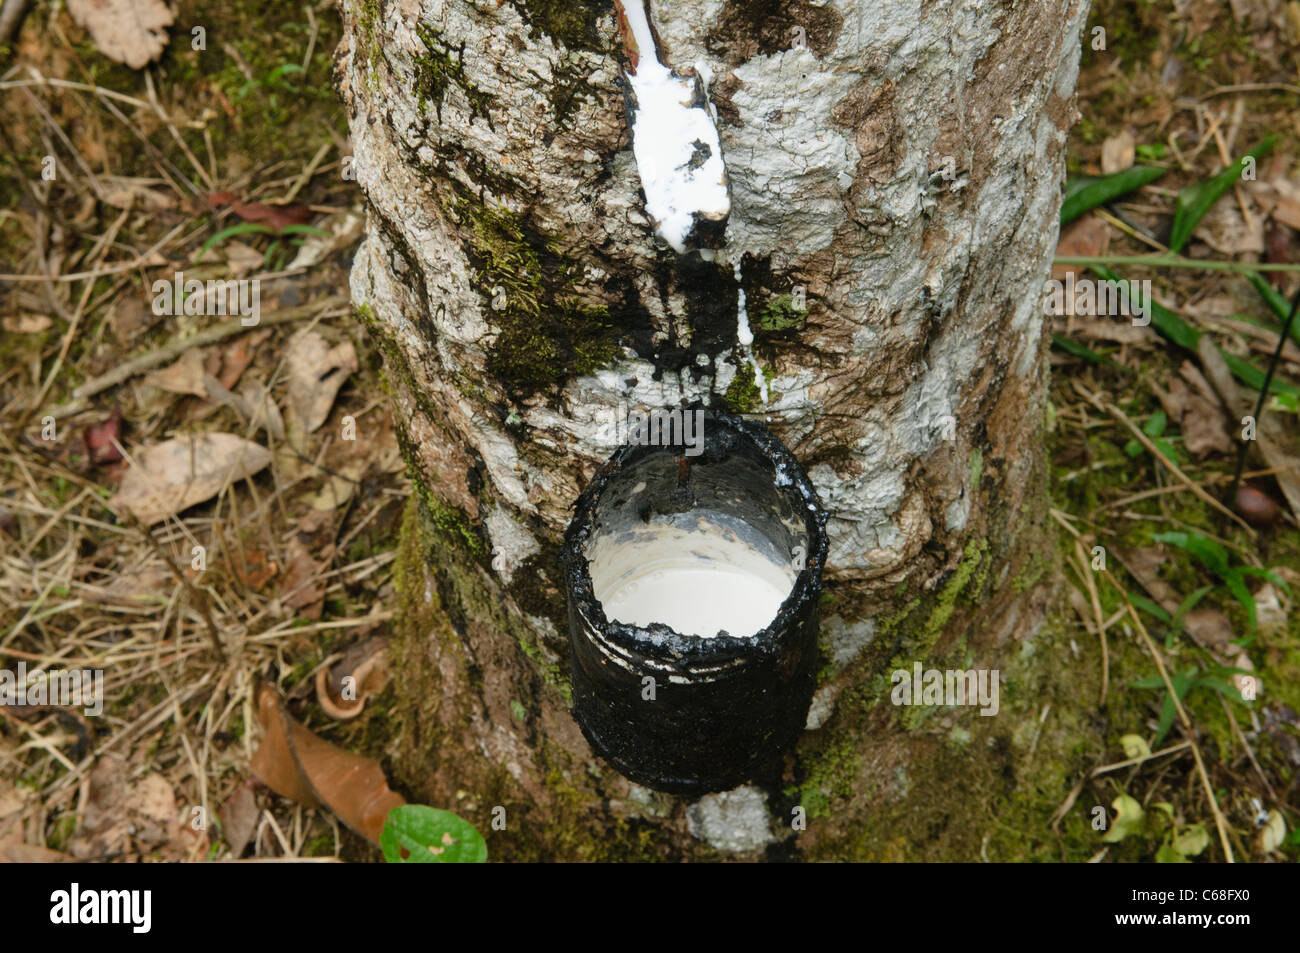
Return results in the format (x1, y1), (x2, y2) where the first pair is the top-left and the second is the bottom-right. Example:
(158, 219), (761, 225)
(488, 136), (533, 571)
(338, 0), (1090, 859)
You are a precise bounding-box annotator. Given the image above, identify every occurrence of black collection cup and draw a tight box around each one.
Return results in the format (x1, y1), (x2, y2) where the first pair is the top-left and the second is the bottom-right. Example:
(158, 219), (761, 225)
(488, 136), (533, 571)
(561, 407), (829, 795)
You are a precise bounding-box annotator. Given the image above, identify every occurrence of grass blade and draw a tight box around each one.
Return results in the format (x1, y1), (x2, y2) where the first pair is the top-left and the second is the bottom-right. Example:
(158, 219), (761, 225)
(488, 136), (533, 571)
(1061, 166), (1167, 225)
(1168, 136), (1276, 253)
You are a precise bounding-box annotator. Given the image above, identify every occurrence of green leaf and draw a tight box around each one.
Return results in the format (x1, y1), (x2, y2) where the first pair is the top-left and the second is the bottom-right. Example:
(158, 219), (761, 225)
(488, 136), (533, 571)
(1151, 669), (1196, 746)
(1247, 272), (1296, 327)
(1168, 136), (1276, 253)
(1153, 531), (1229, 576)
(1151, 436), (1180, 465)
(1102, 793), (1145, 843)
(276, 224), (328, 238)
(1092, 265), (1201, 350)
(1218, 349), (1300, 399)
(1173, 823), (1209, 857)
(1129, 595), (1171, 624)
(1051, 333), (1127, 369)
(194, 222), (275, 262)
(381, 805), (488, 864)
(1239, 566), (1291, 598)
(1120, 734), (1152, 759)
(1143, 409), (1168, 438)
(1222, 570), (1256, 632)
(1135, 143), (1167, 162)
(1171, 586), (1213, 626)
(1155, 840), (1189, 863)
(1061, 166), (1167, 225)
(1193, 675), (1244, 704)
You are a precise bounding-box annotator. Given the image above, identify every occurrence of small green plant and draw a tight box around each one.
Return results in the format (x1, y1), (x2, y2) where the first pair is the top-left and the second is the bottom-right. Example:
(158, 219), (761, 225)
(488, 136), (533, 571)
(1101, 792), (1209, 862)
(1123, 408), (1180, 465)
(194, 223), (325, 271)
(1168, 136), (1275, 253)
(381, 805), (487, 863)
(1153, 530), (1289, 632)
(1133, 665), (1247, 745)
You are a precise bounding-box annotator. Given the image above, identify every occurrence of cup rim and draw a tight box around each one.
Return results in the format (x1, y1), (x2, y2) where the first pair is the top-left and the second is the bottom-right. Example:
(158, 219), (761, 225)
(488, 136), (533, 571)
(561, 408), (829, 666)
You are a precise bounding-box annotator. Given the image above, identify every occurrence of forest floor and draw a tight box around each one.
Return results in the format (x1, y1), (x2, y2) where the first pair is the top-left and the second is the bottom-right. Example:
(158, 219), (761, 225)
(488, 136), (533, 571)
(0, 0), (1298, 862)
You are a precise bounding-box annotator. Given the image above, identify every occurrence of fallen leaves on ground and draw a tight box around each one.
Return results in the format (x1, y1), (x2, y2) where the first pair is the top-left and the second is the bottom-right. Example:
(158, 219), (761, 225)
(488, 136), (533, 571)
(250, 682), (404, 845)
(99, 178), (176, 212)
(0, 785), (71, 862)
(110, 432), (271, 524)
(316, 637), (390, 720)
(142, 348), (208, 397)
(68, 755), (200, 861)
(280, 537), (331, 618)
(1152, 376), (1233, 457)
(232, 547), (278, 592)
(213, 330), (267, 390)
(66, 0), (174, 70)
(286, 329), (357, 433)
(218, 781), (260, 859)
(207, 192), (314, 232)
(1100, 131), (1135, 175)
(2, 315), (52, 334)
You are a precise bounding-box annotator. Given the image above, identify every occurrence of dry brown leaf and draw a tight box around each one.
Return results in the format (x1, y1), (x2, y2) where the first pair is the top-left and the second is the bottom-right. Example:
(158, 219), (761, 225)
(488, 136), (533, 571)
(2, 315), (52, 334)
(280, 538), (331, 618)
(108, 296), (159, 346)
(208, 193), (315, 232)
(223, 240), (264, 276)
(100, 179), (176, 212)
(218, 781), (259, 858)
(307, 463), (363, 511)
(233, 547), (278, 592)
(1192, 199), (1265, 256)
(99, 565), (170, 604)
(67, 0), (175, 70)
(0, 786), (67, 862)
(1182, 609), (1234, 654)
(111, 432), (272, 524)
(250, 683), (405, 844)
(143, 348), (208, 397)
(1100, 131), (1135, 175)
(1051, 215), (1109, 282)
(316, 637), (390, 720)
(286, 330), (358, 433)
(216, 331), (265, 390)
(1154, 377), (1233, 458)
(69, 755), (197, 861)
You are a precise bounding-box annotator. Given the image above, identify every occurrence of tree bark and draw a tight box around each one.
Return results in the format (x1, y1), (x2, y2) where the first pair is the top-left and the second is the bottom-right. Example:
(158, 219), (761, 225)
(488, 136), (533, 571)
(338, 0), (1090, 859)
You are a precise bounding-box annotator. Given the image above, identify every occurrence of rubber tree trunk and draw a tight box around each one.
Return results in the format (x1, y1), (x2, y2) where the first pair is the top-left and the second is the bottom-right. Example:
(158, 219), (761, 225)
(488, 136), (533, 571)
(337, 0), (1089, 860)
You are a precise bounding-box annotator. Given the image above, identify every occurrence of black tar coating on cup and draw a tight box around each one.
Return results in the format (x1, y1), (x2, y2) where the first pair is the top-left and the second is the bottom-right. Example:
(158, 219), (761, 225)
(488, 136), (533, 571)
(561, 408), (829, 796)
